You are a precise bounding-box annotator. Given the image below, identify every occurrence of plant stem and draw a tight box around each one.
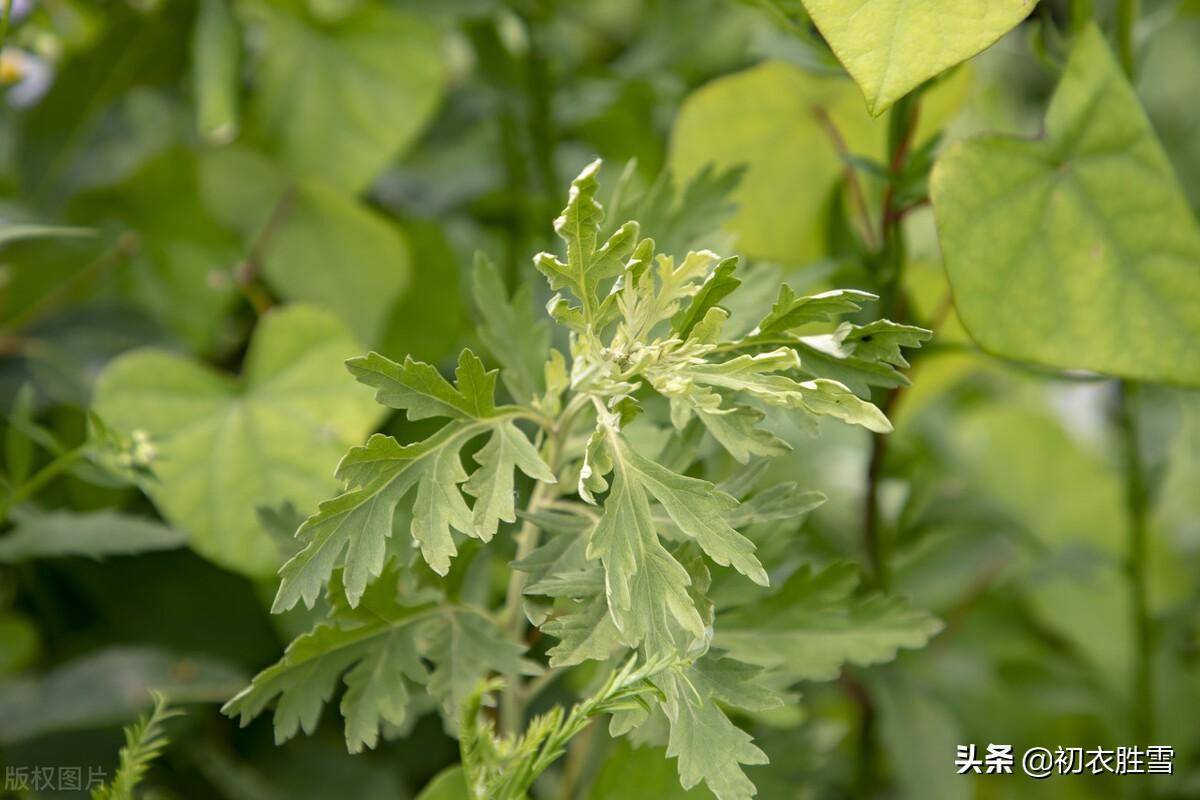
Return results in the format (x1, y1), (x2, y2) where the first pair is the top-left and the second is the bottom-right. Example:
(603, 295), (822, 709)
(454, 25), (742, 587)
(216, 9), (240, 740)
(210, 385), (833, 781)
(0, 0), (13, 55)
(1116, 380), (1154, 748)
(1116, 0), (1140, 80)
(1071, 0), (1095, 34)
(862, 92), (920, 591)
(0, 446), (85, 524)
(499, 394), (589, 734)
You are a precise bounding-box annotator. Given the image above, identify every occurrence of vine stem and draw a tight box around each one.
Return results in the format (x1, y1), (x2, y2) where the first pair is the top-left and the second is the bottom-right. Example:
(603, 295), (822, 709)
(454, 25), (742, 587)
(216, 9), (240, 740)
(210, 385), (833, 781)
(1116, 381), (1154, 750)
(1111, 0), (1152, 754)
(862, 92), (921, 591)
(0, 445), (85, 524)
(1116, 0), (1140, 80)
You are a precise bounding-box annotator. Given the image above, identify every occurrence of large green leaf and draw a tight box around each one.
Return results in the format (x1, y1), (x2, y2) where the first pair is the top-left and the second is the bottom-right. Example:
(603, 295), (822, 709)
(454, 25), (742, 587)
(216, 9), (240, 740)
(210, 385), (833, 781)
(669, 60), (967, 263)
(932, 25), (1200, 386)
(800, 0), (1035, 114)
(92, 305), (383, 577)
(239, 0), (445, 193)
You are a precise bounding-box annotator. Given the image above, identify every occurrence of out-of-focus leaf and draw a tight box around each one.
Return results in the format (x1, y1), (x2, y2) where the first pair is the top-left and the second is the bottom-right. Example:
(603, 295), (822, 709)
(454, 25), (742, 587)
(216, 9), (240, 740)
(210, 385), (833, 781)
(670, 60), (968, 263)
(472, 253), (549, 403)
(260, 180), (412, 347)
(799, 0), (1034, 114)
(71, 149), (242, 351)
(415, 766), (470, 800)
(0, 613), (39, 677)
(873, 668), (968, 800)
(0, 646), (245, 744)
(91, 305), (383, 577)
(198, 148), (414, 348)
(590, 740), (715, 799)
(717, 562), (942, 681)
(4, 383), (36, 489)
(238, 0), (445, 193)
(0, 509), (186, 562)
(932, 26), (1200, 386)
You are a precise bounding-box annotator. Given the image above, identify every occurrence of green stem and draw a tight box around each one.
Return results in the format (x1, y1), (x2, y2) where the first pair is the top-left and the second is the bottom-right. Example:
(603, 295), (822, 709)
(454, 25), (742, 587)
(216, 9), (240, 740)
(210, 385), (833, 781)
(498, 393), (590, 734)
(1116, 0), (1139, 80)
(0, 0), (13, 55)
(0, 446), (86, 523)
(1116, 380), (1154, 748)
(1071, 0), (1095, 34)
(861, 92), (920, 592)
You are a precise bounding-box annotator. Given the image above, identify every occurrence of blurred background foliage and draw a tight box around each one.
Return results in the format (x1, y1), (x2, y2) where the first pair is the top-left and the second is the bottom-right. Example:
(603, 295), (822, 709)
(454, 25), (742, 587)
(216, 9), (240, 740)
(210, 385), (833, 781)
(0, 0), (1198, 798)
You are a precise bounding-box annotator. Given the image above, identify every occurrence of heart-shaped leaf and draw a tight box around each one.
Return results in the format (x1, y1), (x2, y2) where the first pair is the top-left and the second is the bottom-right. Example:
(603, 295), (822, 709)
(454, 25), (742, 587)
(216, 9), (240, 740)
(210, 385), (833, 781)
(92, 305), (383, 577)
(932, 25), (1200, 386)
(239, 0), (445, 193)
(801, 0), (1035, 114)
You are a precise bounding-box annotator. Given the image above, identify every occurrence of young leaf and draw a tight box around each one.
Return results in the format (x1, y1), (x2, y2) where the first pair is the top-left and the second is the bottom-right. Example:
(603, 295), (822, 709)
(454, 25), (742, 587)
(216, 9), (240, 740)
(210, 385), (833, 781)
(534, 159), (640, 332)
(348, 349), (497, 421)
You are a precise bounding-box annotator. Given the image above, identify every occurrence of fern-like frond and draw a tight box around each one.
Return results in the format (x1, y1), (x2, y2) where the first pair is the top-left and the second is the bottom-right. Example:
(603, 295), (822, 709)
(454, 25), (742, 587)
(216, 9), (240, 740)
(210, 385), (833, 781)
(91, 691), (181, 800)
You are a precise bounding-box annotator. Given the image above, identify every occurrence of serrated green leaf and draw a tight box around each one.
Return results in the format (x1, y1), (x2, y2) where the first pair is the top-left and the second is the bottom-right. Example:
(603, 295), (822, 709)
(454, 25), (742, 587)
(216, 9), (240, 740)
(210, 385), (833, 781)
(800, 0), (1035, 114)
(672, 257), (742, 339)
(223, 605), (524, 749)
(543, 594), (623, 668)
(92, 306), (383, 577)
(724, 484), (825, 527)
(419, 608), (537, 726)
(534, 160), (640, 332)
(653, 657), (776, 800)
(717, 563), (942, 681)
(463, 421), (555, 539)
(932, 25), (1200, 386)
(754, 286), (877, 336)
(586, 433), (766, 655)
(623, 446), (768, 587)
(696, 406), (790, 465)
(472, 253), (550, 403)
(653, 349), (892, 434)
(349, 349), (497, 421)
